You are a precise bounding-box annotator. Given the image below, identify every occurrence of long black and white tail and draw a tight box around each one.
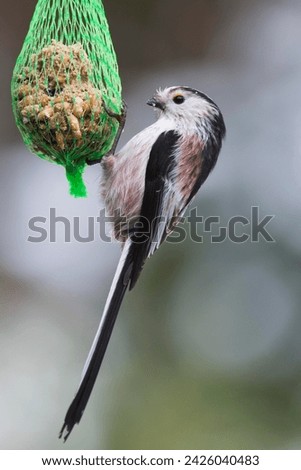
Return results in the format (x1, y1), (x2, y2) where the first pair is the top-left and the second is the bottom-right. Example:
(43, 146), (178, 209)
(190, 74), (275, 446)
(59, 239), (133, 441)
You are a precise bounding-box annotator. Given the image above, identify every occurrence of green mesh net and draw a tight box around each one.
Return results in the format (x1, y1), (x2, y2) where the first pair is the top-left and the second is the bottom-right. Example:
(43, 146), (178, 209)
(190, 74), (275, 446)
(11, 0), (122, 197)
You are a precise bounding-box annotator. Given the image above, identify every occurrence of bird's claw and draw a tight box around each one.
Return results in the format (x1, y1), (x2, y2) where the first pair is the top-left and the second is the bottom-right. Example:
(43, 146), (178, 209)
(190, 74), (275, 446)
(86, 100), (127, 165)
(103, 99), (127, 125)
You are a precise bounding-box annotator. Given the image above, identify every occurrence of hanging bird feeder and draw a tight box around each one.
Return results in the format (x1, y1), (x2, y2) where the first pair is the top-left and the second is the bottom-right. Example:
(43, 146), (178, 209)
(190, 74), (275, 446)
(11, 0), (122, 197)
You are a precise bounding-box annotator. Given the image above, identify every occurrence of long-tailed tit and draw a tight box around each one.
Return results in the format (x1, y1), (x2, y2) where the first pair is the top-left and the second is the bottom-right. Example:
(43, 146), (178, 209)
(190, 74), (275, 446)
(60, 86), (226, 441)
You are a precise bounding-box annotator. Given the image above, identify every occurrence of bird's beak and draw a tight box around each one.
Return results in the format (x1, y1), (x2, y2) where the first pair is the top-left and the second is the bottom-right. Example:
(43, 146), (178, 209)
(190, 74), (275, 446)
(147, 97), (165, 111)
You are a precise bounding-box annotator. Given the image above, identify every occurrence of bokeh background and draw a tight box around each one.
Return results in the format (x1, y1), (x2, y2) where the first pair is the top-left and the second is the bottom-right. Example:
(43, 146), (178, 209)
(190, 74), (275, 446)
(1, 0), (301, 450)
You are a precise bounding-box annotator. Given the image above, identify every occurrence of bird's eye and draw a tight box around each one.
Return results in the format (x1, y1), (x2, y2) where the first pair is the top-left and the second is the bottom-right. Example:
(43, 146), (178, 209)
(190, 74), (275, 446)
(173, 95), (185, 105)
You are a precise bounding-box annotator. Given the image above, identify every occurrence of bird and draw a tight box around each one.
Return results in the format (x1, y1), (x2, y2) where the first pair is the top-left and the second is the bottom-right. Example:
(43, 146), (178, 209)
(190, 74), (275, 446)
(59, 85), (226, 441)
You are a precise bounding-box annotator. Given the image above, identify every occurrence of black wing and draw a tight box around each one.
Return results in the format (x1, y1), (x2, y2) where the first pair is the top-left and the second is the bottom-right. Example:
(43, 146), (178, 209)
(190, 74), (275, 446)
(128, 130), (180, 289)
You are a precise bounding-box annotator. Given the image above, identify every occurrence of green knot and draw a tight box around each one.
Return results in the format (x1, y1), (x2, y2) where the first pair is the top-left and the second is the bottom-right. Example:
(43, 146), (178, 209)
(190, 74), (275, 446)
(65, 161), (87, 198)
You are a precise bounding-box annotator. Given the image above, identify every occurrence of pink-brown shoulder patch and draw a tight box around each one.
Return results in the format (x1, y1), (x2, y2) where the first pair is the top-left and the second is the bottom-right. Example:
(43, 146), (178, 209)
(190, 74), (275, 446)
(177, 135), (204, 202)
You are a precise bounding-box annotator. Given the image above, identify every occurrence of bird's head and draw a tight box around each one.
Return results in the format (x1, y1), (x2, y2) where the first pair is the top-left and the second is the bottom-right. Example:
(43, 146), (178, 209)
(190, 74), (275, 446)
(147, 86), (225, 137)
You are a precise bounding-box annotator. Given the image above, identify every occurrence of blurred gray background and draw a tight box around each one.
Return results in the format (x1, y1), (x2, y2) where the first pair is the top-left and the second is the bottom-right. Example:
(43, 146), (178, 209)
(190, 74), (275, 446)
(1, 0), (301, 450)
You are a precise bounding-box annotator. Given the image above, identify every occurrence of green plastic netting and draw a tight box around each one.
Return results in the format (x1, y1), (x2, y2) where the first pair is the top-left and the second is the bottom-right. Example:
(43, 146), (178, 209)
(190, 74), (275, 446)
(11, 0), (122, 197)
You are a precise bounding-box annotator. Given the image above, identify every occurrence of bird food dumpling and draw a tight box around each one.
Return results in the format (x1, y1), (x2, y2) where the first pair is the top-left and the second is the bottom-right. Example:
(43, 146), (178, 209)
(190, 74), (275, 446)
(11, 0), (122, 197)
(17, 41), (105, 154)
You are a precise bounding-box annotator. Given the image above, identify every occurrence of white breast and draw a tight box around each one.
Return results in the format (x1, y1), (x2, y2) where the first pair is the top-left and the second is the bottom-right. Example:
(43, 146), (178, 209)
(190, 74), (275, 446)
(101, 118), (174, 240)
